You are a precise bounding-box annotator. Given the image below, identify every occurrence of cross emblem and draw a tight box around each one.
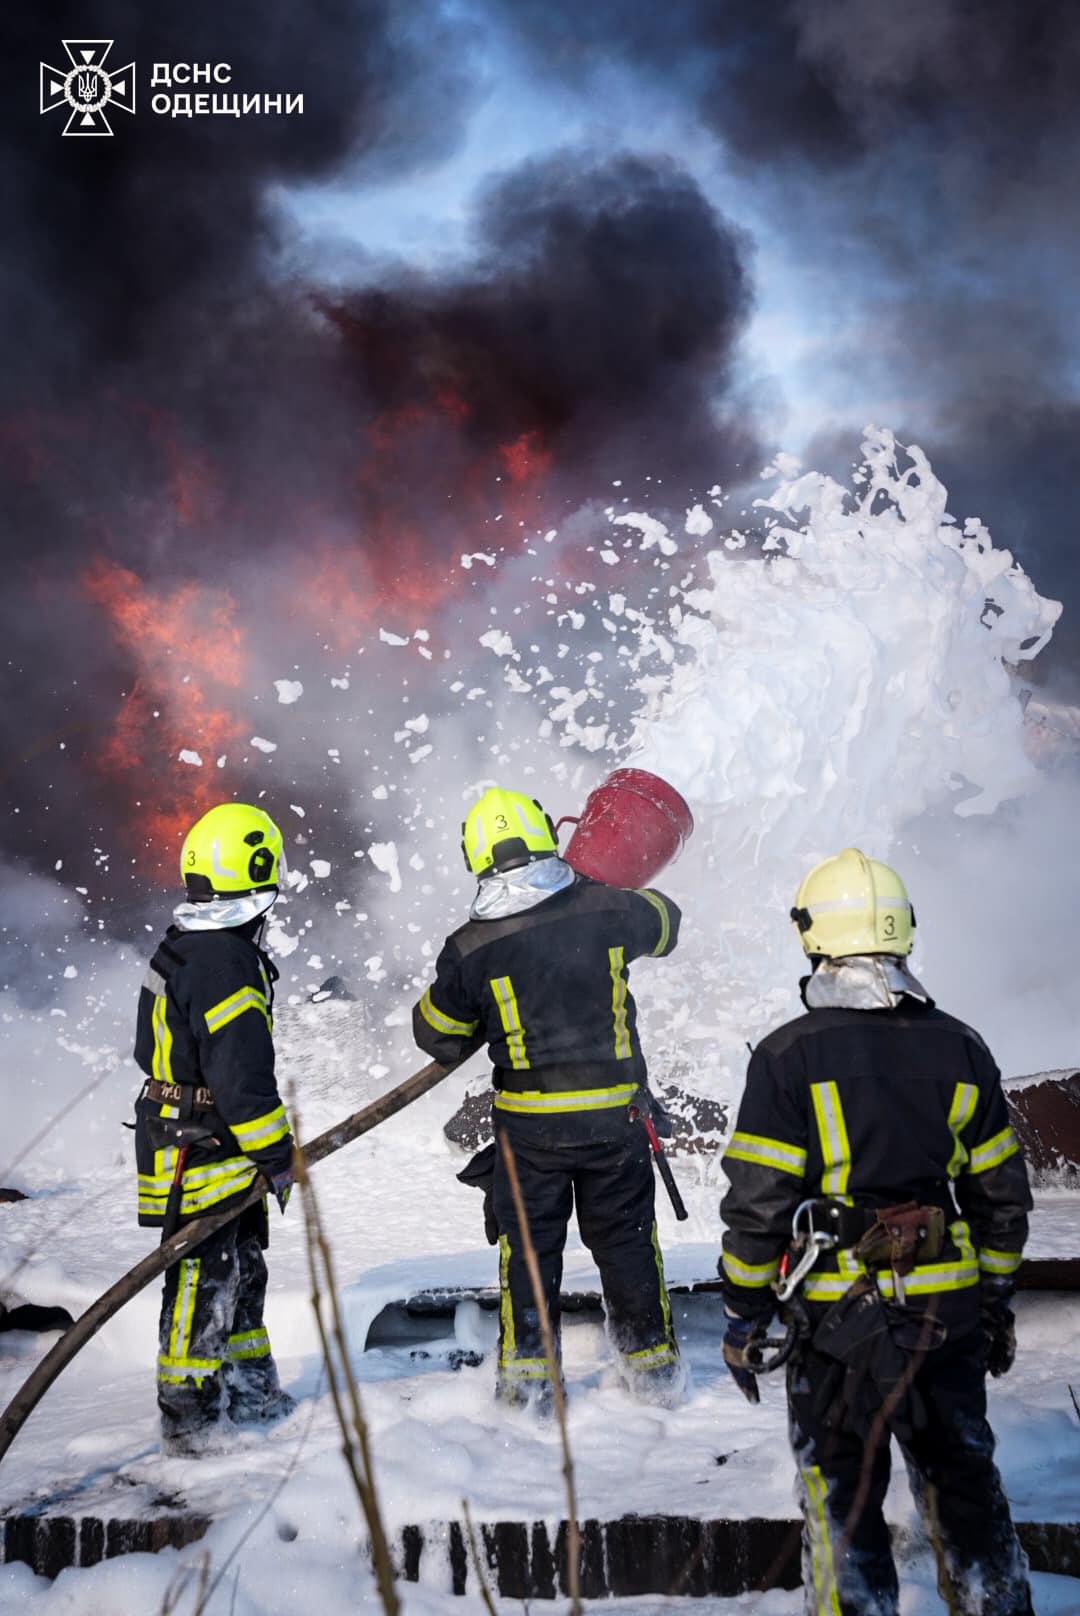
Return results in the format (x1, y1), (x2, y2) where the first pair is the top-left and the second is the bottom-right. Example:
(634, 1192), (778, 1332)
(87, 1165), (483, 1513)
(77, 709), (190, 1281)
(40, 40), (135, 136)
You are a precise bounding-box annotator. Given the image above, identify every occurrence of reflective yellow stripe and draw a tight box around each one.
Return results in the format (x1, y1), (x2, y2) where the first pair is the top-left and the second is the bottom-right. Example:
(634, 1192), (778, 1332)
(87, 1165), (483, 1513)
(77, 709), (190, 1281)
(803, 1223), (980, 1300)
(139, 1154), (255, 1192)
(811, 1083), (851, 1198)
(968, 1125), (1019, 1175)
(490, 977), (529, 1069)
(722, 1250), (782, 1288)
(419, 988), (477, 1039)
(609, 946), (632, 1059)
(946, 1082), (979, 1177)
(803, 1466), (841, 1616)
(724, 1131), (807, 1177)
(138, 1156), (258, 1217)
(494, 1083), (637, 1114)
(498, 1359), (550, 1384)
(651, 1220), (675, 1351)
(624, 1342), (679, 1371)
(169, 1258), (200, 1363)
(979, 1247), (1022, 1276)
(498, 1233), (516, 1367)
(204, 985), (270, 1035)
(637, 888), (671, 956)
(157, 1352), (221, 1384)
(151, 995), (174, 1085)
(227, 1327), (271, 1361)
(231, 1104), (290, 1151)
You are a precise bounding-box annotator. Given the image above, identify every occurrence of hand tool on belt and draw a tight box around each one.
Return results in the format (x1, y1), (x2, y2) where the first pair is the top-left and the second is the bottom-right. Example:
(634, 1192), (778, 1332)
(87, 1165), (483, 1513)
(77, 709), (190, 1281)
(629, 1088), (688, 1222)
(143, 1080), (221, 1243)
(748, 1196), (947, 1376)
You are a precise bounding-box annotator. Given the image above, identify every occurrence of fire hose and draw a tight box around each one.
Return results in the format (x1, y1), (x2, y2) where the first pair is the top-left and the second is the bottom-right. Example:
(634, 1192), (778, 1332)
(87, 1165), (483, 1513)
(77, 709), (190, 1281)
(0, 1052), (467, 1469)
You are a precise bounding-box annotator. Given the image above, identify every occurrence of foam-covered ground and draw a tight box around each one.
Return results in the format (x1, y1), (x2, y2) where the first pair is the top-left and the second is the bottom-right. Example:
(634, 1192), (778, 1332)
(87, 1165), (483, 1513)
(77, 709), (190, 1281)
(1, 1005), (1078, 1615)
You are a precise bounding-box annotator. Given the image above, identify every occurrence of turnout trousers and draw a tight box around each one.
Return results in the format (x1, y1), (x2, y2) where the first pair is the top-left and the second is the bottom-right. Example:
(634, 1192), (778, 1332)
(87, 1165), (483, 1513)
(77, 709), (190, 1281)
(157, 1204), (288, 1445)
(491, 1127), (680, 1405)
(787, 1324), (1032, 1616)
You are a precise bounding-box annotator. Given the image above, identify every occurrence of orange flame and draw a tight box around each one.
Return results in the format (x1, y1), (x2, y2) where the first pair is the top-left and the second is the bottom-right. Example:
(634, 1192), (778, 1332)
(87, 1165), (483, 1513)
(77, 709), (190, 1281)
(498, 429), (553, 487)
(84, 558), (249, 875)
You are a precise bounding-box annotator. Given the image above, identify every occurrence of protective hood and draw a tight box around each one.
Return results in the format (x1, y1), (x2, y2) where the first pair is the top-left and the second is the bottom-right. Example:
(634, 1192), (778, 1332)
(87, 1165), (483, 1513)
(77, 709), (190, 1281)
(803, 954), (932, 1012)
(470, 857), (575, 921)
(173, 889), (278, 932)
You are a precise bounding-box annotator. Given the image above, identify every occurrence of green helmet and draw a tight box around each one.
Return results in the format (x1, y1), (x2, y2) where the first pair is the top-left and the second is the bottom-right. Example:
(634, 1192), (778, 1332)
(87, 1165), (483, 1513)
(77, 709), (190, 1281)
(180, 803), (284, 900)
(461, 787), (558, 878)
(791, 847), (915, 958)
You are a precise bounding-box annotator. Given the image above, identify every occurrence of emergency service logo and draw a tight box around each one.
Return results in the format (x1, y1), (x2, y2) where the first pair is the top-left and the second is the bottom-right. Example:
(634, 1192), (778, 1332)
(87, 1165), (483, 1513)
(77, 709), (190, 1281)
(40, 41), (136, 136)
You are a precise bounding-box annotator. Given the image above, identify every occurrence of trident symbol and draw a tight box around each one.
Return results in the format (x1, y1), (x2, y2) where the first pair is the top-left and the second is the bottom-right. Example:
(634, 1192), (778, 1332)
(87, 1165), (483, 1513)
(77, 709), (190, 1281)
(77, 72), (97, 103)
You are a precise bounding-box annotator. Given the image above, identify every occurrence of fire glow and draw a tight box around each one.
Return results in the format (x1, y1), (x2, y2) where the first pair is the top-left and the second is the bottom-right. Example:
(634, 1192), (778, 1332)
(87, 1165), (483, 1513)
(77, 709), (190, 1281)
(84, 559), (249, 874)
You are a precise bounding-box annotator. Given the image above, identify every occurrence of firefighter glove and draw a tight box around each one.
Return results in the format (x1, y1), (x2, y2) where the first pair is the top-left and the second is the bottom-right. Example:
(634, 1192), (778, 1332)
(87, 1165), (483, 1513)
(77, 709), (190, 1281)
(722, 1310), (770, 1405)
(267, 1167), (294, 1215)
(980, 1279), (1016, 1378)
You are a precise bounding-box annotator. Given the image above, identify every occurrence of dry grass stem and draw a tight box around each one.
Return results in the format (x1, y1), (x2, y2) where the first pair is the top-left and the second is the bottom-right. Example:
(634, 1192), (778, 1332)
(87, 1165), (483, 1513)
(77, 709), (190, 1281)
(498, 1132), (582, 1616)
(293, 1111), (400, 1616)
(462, 1496), (499, 1616)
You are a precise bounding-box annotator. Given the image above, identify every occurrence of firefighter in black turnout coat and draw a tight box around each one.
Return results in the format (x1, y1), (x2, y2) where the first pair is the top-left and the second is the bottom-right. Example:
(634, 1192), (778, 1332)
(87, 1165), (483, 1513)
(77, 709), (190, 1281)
(133, 803), (296, 1455)
(414, 786), (683, 1408)
(720, 848), (1033, 1616)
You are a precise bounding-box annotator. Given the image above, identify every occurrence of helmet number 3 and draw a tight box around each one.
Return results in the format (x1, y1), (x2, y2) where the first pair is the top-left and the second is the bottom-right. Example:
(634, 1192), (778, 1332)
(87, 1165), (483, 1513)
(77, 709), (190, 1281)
(495, 813), (508, 830)
(883, 914), (896, 938)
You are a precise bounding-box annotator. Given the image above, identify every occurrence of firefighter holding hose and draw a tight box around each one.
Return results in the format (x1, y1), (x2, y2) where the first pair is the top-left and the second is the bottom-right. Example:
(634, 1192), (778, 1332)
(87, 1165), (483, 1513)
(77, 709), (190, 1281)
(413, 785), (683, 1411)
(719, 849), (1033, 1616)
(133, 804), (296, 1456)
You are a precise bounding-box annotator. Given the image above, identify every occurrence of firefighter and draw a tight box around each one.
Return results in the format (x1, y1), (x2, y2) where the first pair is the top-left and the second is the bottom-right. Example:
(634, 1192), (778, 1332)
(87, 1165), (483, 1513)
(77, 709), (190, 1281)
(719, 848), (1033, 1616)
(134, 803), (296, 1456)
(413, 786), (683, 1410)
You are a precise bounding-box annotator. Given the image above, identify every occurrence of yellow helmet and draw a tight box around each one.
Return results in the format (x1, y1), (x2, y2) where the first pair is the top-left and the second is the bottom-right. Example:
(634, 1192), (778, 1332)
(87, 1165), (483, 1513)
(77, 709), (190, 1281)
(180, 803), (284, 899)
(462, 787), (558, 878)
(791, 847), (914, 958)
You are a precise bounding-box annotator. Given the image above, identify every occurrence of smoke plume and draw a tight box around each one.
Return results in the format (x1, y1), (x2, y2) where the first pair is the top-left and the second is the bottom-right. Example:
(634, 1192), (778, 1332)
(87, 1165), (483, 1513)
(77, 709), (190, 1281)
(2, 6), (758, 922)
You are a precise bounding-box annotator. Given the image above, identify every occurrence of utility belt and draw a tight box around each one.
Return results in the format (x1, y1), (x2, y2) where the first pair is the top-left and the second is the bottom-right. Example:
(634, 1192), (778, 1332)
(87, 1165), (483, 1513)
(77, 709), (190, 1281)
(797, 1198), (946, 1276)
(145, 1078), (215, 1115)
(138, 1078), (224, 1159)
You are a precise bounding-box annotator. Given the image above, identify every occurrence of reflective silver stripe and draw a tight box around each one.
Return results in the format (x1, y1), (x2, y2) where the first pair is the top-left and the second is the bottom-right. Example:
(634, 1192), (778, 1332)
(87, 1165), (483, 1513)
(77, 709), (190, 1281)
(722, 1250), (781, 1287)
(210, 836), (238, 880)
(968, 1126), (1020, 1174)
(979, 1247), (1022, 1275)
(231, 1105), (290, 1150)
(514, 799), (547, 837)
(419, 988), (477, 1038)
(623, 1343), (679, 1371)
(724, 1131), (807, 1177)
(811, 1083), (851, 1197)
(803, 1264), (981, 1301)
(637, 889), (671, 955)
(494, 1084), (637, 1114)
(946, 1082), (979, 1177)
(808, 896), (912, 914)
(491, 976), (528, 1069)
(143, 966), (167, 995)
(803, 1224), (980, 1300)
(204, 986), (269, 1034)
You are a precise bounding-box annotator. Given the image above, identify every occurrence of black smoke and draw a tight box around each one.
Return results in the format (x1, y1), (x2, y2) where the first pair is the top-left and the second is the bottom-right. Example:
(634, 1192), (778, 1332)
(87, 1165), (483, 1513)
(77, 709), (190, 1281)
(489, 0), (1080, 676)
(2, 4), (759, 914)
(329, 151), (755, 493)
